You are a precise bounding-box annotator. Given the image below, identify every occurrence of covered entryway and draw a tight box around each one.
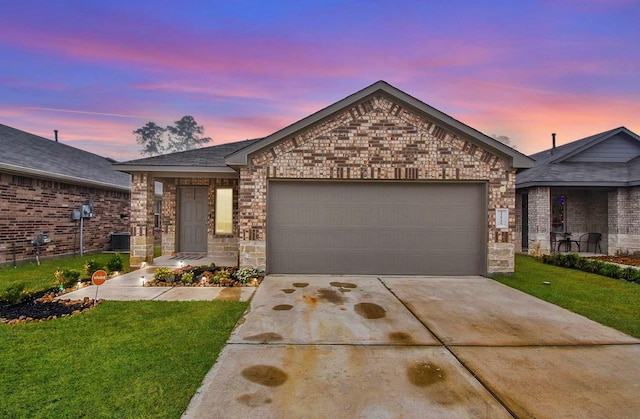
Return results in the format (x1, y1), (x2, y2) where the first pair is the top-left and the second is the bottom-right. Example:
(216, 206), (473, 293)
(267, 181), (486, 275)
(179, 186), (208, 252)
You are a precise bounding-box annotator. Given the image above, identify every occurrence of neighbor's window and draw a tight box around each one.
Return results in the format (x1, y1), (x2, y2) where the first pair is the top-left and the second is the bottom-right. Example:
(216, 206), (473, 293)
(215, 188), (233, 235)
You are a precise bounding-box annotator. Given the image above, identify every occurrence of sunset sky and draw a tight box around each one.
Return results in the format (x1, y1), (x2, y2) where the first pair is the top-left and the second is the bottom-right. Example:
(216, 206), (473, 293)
(1, 0), (639, 160)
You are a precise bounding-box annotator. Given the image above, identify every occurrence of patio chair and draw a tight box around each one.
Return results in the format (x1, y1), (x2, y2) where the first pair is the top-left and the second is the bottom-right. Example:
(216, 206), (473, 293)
(579, 233), (602, 253)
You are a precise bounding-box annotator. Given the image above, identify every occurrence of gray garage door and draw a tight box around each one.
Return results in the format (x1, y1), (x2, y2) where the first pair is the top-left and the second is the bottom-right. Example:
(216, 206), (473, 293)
(267, 181), (486, 275)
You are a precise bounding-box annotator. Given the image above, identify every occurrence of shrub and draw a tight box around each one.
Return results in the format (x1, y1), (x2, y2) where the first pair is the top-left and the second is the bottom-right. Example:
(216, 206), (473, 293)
(154, 267), (175, 283)
(62, 269), (82, 288)
(600, 263), (622, 279)
(234, 267), (261, 284)
(213, 268), (231, 285)
(84, 260), (103, 276)
(621, 267), (640, 283)
(106, 254), (124, 272)
(181, 271), (194, 284)
(0, 283), (27, 304)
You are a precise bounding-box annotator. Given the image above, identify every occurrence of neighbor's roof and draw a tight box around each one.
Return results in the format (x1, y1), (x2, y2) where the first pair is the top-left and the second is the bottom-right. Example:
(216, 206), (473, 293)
(225, 80), (534, 169)
(112, 139), (259, 176)
(517, 127), (640, 188)
(0, 124), (130, 191)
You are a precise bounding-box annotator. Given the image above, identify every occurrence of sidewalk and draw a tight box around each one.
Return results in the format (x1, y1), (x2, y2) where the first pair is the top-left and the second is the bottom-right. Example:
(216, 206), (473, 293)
(56, 263), (255, 302)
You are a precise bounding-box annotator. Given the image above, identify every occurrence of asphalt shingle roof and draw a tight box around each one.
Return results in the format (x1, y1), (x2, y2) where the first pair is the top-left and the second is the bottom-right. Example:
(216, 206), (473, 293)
(0, 124), (130, 190)
(115, 138), (259, 168)
(517, 127), (640, 188)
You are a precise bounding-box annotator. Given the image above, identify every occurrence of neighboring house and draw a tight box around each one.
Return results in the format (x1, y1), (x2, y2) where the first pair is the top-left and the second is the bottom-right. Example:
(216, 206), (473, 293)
(114, 81), (532, 276)
(516, 127), (640, 256)
(0, 124), (131, 265)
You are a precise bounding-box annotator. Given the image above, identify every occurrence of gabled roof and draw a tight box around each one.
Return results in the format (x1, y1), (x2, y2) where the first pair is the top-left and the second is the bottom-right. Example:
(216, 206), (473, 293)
(518, 127), (640, 188)
(225, 80), (533, 169)
(0, 124), (130, 191)
(113, 139), (259, 176)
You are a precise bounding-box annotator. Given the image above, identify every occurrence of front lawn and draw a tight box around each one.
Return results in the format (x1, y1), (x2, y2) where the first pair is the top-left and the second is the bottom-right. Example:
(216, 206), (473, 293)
(0, 300), (247, 418)
(493, 254), (640, 338)
(0, 253), (130, 295)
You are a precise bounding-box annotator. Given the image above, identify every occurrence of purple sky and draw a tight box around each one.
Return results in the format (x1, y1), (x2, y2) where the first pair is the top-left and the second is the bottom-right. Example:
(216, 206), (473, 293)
(2, 0), (639, 160)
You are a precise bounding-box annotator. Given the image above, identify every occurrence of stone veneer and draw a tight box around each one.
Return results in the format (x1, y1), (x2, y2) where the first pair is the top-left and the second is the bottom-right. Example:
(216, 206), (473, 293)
(0, 171), (129, 265)
(238, 94), (516, 275)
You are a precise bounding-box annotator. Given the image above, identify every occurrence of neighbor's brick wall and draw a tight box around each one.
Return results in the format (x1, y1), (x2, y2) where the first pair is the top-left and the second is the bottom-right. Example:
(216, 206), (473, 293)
(608, 186), (640, 255)
(565, 189), (608, 252)
(0, 172), (129, 266)
(525, 187), (551, 255)
(239, 94), (516, 274)
(155, 177), (239, 260)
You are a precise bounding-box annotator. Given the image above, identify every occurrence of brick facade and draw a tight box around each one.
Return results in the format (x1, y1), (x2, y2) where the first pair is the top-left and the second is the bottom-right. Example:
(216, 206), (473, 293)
(0, 171), (129, 266)
(238, 95), (516, 275)
(520, 186), (640, 256)
(130, 176), (239, 266)
(608, 186), (640, 255)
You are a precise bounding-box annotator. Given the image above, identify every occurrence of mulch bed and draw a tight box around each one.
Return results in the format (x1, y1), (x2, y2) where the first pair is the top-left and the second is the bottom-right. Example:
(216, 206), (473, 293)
(0, 289), (99, 325)
(588, 255), (640, 267)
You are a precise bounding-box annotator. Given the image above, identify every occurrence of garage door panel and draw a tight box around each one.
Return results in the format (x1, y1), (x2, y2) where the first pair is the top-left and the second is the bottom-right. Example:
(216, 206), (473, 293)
(267, 182), (485, 275)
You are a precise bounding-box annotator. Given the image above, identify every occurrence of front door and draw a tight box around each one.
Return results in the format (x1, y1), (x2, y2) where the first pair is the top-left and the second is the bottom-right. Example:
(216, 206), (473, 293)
(179, 186), (208, 252)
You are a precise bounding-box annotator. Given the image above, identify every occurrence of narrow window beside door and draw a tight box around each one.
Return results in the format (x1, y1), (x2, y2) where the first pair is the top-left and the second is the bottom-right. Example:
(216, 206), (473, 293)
(215, 188), (233, 235)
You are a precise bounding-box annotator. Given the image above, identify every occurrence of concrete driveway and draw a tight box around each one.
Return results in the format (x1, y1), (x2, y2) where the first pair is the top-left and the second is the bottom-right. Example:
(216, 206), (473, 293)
(183, 275), (640, 418)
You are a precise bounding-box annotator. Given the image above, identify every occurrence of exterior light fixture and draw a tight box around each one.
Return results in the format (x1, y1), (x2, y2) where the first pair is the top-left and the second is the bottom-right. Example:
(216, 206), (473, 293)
(141, 275), (145, 286)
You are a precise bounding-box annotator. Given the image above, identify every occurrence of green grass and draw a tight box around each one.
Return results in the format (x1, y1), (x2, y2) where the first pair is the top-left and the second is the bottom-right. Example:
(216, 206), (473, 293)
(0, 300), (248, 418)
(0, 253), (130, 294)
(493, 254), (640, 338)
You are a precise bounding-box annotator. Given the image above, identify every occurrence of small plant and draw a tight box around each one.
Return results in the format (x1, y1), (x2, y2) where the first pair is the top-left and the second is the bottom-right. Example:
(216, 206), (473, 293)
(62, 269), (82, 288)
(106, 253), (124, 272)
(54, 270), (65, 286)
(234, 267), (260, 284)
(154, 267), (175, 283)
(181, 271), (194, 284)
(213, 268), (231, 285)
(200, 271), (215, 284)
(84, 260), (103, 276)
(0, 283), (27, 304)
(600, 263), (622, 279)
(621, 267), (640, 283)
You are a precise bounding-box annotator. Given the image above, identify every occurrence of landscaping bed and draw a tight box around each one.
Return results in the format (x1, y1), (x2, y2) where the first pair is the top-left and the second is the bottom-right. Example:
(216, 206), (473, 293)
(588, 255), (640, 267)
(147, 264), (264, 287)
(0, 289), (98, 324)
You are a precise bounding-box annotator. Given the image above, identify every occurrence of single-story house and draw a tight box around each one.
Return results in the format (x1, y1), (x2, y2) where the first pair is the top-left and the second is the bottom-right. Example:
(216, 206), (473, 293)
(0, 124), (131, 265)
(516, 127), (640, 256)
(114, 81), (533, 276)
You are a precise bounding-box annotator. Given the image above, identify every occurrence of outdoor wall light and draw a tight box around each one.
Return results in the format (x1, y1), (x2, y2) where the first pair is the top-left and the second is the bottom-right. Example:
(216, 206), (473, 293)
(141, 275), (145, 286)
(178, 260), (184, 268)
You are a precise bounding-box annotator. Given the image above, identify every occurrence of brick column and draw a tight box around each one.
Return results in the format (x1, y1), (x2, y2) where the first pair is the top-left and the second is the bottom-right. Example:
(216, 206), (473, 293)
(527, 187), (551, 255)
(130, 172), (155, 267)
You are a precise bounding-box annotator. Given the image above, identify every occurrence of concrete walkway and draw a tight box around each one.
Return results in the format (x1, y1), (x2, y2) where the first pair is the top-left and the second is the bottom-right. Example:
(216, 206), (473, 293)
(183, 275), (640, 418)
(57, 267), (255, 302)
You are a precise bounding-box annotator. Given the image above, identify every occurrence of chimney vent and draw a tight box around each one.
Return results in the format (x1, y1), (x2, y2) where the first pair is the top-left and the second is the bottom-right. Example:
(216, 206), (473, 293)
(54, 130), (59, 142)
(552, 133), (556, 149)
